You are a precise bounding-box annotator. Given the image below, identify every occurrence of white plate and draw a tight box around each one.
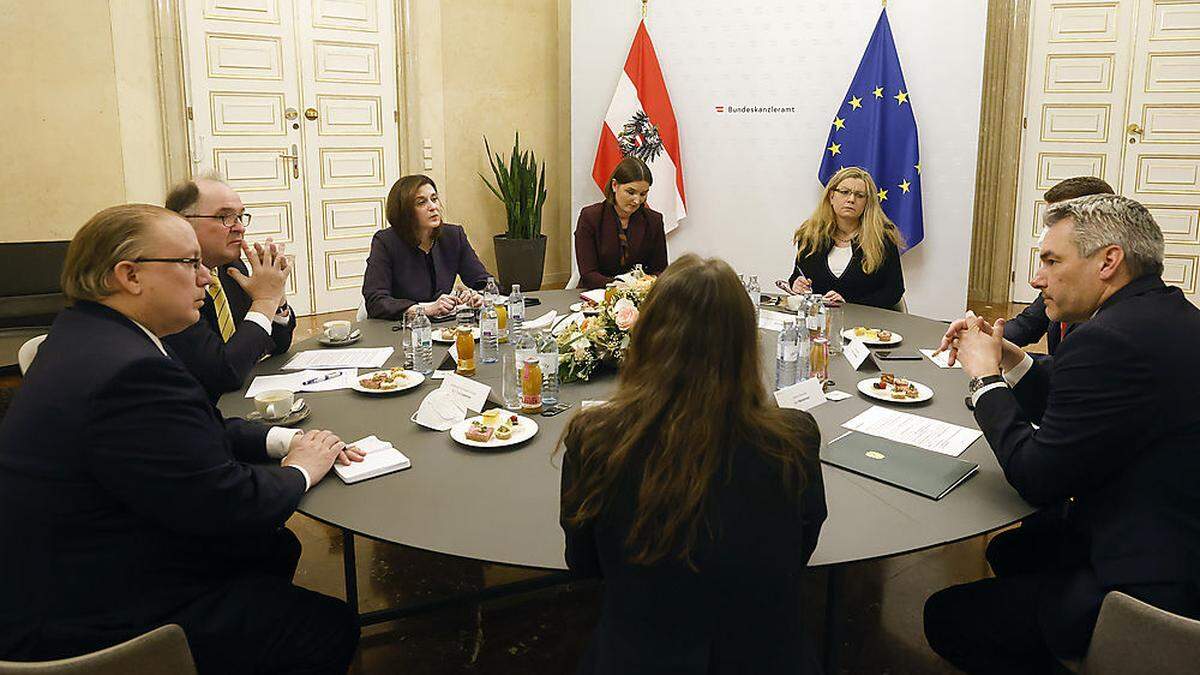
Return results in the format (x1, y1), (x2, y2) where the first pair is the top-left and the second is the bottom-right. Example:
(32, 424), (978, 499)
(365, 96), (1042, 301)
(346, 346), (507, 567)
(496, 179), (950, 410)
(569, 302), (600, 315)
(856, 377), (934, 403)
(842, 328), (903, 346)
(449, 412), (539, 448)
(432, 327), (481, 343)
(351, 369), (425, 394)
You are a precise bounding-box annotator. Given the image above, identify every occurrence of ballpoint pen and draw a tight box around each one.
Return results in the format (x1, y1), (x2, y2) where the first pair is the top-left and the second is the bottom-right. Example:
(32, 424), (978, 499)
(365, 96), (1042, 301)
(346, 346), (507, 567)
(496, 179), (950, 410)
(302, 370), (343, 386)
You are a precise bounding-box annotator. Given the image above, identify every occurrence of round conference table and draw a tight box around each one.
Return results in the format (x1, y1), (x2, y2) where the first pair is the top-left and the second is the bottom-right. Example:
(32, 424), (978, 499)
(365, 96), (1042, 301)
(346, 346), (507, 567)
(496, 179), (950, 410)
(219, 289), (1033, 670)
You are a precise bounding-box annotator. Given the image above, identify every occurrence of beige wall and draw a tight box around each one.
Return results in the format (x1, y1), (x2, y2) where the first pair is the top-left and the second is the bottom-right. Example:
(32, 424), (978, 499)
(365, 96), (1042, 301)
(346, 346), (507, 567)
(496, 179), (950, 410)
(434, 0), (571, 287)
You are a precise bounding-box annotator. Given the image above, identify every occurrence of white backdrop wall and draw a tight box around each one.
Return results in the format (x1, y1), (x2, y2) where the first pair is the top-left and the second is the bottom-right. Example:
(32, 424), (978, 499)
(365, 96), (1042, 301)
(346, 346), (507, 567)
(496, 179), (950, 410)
(570, 0), (988, 321)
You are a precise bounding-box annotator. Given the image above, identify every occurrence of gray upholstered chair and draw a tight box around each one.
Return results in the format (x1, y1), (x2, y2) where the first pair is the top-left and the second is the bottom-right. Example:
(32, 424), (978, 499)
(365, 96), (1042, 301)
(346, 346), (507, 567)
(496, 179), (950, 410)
(1074, 591), (1200, 675)
(17, 334), (47, 376)
(0, 624), (196, 675)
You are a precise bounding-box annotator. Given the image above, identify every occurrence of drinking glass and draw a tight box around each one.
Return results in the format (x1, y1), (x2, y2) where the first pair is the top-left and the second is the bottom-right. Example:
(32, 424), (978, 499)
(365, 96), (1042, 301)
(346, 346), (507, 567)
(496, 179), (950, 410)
(400, 309), (415, 369)
(825, 302), (846, 355)
(501, 350), (521, 409)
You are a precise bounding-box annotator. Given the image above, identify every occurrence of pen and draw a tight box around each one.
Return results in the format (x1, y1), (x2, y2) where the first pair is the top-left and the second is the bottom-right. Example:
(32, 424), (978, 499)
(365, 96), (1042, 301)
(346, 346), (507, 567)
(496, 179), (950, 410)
(302, 370), (342, 386)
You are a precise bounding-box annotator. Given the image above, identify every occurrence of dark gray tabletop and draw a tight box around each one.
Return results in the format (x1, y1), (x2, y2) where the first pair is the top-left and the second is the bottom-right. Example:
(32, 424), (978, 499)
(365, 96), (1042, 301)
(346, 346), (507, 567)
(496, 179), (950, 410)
(219, 290), (1033, 570)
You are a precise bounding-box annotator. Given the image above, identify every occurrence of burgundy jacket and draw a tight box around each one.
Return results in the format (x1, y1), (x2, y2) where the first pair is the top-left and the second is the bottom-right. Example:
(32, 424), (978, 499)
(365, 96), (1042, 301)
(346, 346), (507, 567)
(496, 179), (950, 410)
(362, 224), (490, 320)
(574, 201), (668, 290)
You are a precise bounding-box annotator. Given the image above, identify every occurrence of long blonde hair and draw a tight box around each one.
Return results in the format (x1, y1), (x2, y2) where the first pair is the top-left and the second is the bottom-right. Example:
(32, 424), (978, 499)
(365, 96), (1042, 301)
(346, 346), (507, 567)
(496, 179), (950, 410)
(558, 254), (819, 569)
(793, 167), (904, 275)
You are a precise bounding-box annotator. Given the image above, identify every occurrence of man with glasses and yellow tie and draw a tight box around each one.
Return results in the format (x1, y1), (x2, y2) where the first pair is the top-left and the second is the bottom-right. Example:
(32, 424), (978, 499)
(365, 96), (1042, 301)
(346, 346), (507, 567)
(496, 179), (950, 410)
(164, 176), (296, 402)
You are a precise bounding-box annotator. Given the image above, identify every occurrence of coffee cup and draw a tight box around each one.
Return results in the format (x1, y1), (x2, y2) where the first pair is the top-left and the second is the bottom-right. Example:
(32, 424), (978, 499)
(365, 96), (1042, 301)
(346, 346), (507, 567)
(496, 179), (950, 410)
(254, 389), (295, 421)
(785, 295), (806, 311)
(323, 320), (352, 341)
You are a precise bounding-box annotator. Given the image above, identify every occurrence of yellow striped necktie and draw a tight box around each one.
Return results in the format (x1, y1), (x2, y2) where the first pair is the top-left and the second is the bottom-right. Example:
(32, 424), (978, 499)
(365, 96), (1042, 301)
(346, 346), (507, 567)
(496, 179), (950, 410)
(207, 272), (236, 342)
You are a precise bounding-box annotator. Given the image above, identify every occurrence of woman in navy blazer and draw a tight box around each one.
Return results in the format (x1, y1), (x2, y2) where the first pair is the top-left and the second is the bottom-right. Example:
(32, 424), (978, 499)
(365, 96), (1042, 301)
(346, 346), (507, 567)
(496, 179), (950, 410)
(575, 157), (668, 290)
(363, 175), (491, 319)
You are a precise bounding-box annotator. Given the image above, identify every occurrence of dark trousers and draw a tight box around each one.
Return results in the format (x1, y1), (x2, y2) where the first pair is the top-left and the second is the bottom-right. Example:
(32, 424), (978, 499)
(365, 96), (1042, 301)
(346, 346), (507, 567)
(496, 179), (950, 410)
(924, 521), (1199, 675)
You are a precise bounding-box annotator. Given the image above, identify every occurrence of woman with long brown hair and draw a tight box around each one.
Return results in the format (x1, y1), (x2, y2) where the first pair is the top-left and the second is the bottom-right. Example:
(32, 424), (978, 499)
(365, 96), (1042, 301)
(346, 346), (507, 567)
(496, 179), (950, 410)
(574, 156), (669, 290)
(362, 174), (491, 319)
(790, 166), (906, 309)
(559, 254), (827, 674)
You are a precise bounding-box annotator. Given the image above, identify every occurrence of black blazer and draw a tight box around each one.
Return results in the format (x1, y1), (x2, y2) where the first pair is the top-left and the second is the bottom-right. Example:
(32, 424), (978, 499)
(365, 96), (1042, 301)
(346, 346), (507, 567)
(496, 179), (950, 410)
(574, 202), (668, 290)
(362, 224), (491, 320)
(787, 238), (904, 309)
(1003, 293), (1067, 354)
(164, 259), (295, 402)
(561, 410), (827, 675)
(975, 275), (1200, 588)
(0, 302), (306, 659)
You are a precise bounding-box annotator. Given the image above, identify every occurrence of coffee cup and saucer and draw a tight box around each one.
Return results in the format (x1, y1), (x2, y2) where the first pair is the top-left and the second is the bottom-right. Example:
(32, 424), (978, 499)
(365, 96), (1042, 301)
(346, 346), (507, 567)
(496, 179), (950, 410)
(318, 320), (361, 347)
(248, 389), (311, 425)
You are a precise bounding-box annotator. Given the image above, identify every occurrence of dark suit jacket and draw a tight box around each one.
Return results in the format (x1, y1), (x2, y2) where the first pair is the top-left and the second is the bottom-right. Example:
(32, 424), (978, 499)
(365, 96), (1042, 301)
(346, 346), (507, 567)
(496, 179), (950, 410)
(975, 274), (1200, 588)
(788, 238), (905, 309)
(0, 301), (306, 660)
(362, 224), (490, 320)
(574, 202), (668, 290)
(163, 259), (295, 402)
(561, 410), (827, 674)
(1004, 293), (1067, 354)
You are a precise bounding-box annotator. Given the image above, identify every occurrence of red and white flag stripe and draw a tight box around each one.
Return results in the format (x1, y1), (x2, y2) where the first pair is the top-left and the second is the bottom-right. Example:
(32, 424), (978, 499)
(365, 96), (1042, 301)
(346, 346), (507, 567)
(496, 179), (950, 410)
(592, 21), (687, 233)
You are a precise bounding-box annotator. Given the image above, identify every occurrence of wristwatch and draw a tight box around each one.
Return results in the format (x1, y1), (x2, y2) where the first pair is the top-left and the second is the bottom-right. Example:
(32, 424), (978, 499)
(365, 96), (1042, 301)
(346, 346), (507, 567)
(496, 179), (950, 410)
(967, 374), (1006, 395)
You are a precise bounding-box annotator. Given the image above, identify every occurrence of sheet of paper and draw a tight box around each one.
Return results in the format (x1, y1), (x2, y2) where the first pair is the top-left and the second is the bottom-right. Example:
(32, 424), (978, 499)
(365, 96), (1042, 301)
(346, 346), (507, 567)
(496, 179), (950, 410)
(283, 347), (394, 370)
(245, 369), (358, 397)
(758, 309), (793, 332)
(841, 406), (982, 457)
(524, 310), (558, 331)
(437, 373), (491, 413)
(921, 348), (963, 369)
(826, 390), (853, 402)
(413, 389), (468, 431)
(843, 338), (871, 370)
(774, 377), (827, 411)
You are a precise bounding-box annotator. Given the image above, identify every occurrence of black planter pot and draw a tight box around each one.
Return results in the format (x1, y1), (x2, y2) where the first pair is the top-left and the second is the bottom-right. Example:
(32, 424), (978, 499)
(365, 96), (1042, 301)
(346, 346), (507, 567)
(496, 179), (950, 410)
(493, 234), (547, 292)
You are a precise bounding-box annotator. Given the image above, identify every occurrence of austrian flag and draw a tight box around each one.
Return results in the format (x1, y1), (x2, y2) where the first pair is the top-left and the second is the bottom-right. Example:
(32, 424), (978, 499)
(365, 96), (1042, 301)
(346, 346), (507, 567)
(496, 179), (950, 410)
(592, 21), (687, 233)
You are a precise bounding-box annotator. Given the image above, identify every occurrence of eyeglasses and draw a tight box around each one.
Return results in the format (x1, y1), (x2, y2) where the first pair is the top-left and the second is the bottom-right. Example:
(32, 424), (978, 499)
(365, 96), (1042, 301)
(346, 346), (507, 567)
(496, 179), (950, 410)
(184, 212), (251, 229)
(833, 187), (869, 201)
(132, 257), (205, 272)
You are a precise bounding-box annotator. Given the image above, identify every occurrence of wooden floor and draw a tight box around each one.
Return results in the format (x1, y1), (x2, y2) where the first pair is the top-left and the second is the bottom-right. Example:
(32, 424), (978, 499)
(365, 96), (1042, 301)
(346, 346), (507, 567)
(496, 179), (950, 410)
(0, 298), (1041, 673)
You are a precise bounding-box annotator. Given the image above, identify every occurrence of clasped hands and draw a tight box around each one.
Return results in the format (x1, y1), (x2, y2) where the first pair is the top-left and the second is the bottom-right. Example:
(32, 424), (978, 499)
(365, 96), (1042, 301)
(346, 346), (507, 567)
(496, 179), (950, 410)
(228, 239), (290, 316)
(424, 286), (483, 317)
(936, 312), (1026, 378)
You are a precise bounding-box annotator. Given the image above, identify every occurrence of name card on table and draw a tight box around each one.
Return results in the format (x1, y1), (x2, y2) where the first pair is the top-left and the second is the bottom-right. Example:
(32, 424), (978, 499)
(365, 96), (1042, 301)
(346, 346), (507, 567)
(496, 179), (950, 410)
(843, 338), (872, 370)
(438, 372), (491, 413)
(774, 377), (828, 412)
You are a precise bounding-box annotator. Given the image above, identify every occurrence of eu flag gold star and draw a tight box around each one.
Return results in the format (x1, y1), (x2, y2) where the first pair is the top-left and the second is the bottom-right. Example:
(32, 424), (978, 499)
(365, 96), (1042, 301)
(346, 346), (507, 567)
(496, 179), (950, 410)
(894, 90), (909, 105)
(877, 189), (889, 201)
(873, 86), (884, 98)
(828, 143), (842, 157)
(899, 179), (911, 194)
(833, 117), (846, 131)
(914, 163), (921, 174)
(848, 96), (863, 110)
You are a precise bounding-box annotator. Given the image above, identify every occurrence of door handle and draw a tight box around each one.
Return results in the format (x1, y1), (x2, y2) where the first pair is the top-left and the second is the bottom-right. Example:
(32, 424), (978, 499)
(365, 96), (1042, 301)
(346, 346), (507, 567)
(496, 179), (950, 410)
(279, 143), (300, 179)
(1127, 123), (1144, 136)
(304, 107), (318, 121)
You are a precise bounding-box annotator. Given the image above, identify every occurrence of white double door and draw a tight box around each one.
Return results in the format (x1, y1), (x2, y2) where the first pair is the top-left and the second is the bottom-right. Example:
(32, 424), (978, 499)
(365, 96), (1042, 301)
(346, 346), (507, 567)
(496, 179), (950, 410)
(181, 0), (401, 315)
(1012, 0), (1200, 306)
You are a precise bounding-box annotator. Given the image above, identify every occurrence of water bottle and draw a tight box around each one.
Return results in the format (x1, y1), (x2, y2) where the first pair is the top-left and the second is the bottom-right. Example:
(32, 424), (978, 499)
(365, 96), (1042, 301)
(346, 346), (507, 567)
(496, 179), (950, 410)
(484, 276), (500, 303)
(538, 328), (559, 406)
(480, 299), (499, 364)
(798, 326), (812, 381)
(410, 310), (434, 375)
(775, 321), (799, 390)
(508, 284), (525, 339)
(746, 274), (761, 322)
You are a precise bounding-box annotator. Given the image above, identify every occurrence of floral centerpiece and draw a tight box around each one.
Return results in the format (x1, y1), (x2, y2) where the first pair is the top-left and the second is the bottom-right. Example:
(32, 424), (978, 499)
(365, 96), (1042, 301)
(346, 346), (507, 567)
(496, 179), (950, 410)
(556, 271), (657, 382)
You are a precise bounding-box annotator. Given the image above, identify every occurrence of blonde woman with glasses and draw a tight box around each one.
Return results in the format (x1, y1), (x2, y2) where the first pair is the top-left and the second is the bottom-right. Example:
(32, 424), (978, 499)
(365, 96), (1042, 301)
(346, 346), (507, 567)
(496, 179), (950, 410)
(789, 166), (906, 309)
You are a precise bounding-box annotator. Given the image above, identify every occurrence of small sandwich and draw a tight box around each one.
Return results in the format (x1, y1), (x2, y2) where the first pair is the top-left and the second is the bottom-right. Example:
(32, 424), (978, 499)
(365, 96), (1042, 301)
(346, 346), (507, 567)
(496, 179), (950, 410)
(494, 424), (513, 440)
(481, 409), (501, 426)
(465, 421), (494, 442)
(877, 330), (893, 342)
(891, 387), (909, 400)
(440, 328), (456, 340)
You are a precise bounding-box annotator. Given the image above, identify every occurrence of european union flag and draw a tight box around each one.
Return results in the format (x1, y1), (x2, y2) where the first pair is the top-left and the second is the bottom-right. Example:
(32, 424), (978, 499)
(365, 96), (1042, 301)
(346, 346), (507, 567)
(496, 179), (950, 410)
(818, 9), (923, 250)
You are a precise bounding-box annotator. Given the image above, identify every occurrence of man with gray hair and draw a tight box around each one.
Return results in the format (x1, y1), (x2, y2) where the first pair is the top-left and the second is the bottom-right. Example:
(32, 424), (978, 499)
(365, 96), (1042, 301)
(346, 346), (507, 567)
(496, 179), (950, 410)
(924, 194), (1200, 672)
(163, 176), (296, 402)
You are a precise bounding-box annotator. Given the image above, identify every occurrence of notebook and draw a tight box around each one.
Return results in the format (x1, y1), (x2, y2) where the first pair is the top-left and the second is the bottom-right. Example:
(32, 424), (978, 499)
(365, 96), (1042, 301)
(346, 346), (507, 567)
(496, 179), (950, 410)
(334, 435), (411, 484)
(821, 431), (978, 500)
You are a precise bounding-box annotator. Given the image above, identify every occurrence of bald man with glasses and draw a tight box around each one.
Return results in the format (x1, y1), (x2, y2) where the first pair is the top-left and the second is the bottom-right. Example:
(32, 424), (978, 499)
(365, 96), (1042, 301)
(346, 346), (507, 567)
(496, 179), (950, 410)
(164, 177), (297, 402)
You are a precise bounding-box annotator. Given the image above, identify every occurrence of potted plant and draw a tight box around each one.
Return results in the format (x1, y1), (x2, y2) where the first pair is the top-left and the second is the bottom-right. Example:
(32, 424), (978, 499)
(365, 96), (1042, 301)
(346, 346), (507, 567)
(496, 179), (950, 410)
(480, 133), (548, 291)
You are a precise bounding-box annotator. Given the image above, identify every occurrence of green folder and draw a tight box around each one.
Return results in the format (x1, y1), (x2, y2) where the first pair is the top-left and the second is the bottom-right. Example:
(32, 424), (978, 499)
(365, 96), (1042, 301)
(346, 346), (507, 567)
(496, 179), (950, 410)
(821, 431), (979, 500)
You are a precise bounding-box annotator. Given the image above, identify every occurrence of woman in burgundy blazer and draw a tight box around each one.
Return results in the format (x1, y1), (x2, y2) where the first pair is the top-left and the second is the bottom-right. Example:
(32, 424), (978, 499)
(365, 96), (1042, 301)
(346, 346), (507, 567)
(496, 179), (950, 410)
(575, 157), (668, 289)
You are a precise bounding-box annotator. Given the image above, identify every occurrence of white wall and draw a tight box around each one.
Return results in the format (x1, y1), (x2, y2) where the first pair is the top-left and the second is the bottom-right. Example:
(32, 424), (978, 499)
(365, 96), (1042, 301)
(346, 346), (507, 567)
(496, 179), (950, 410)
(571, 0), (987, 321)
